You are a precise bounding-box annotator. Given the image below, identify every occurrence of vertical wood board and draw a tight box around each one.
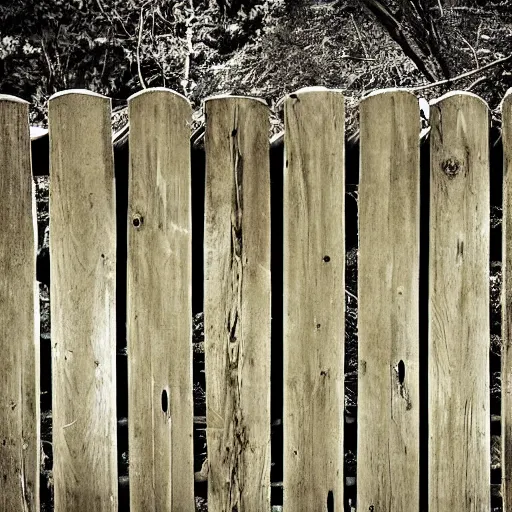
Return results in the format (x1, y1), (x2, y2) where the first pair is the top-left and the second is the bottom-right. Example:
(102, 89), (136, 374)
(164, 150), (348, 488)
(49, 90), (117, 511)
(357, 89), (420, 511)
(502, 87), (512, 510)
(127, 88), (194, 511)
(283, 87), (345, 511)
(0, 95), (40, 511)
(429, 91), (490, 511)
(204, 96), (271, 512)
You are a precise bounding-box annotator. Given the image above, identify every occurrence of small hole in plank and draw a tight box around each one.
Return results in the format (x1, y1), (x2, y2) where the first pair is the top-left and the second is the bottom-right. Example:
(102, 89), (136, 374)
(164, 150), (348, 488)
(327, 490), (334, 512)
(161, 390), (168, 413)
(323, 255), (330, 263)
(398, 360), (405, 385)
(132, 215), (143, 228)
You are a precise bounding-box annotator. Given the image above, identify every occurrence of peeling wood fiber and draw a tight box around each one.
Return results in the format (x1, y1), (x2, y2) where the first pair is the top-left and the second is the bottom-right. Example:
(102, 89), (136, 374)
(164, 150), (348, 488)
(204, 96), (271, 512)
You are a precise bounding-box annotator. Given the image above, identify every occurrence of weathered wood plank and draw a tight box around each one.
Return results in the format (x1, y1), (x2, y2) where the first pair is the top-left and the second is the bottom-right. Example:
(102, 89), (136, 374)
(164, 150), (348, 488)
(502, 87), (512, 509)
(204, 95), (271, 511)
(0, 96), (40, 511)
(283, 87), (345, 511)
(127, 88), (194, 511)
(429, 91), (490, 511)
(357, 89), (420, 511)
(49, 90), (117, 511)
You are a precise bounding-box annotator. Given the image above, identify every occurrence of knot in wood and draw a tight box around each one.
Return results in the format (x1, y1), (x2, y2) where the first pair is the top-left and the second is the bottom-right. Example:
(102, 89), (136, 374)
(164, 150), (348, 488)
(441, 158), (462, 179)
(132, 213), (144, 229)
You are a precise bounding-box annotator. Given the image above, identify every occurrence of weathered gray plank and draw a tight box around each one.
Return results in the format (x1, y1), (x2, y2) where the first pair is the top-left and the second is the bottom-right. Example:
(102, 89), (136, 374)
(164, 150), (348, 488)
(357, 89), (420, 511)
(204, 95), (271, 511)
(49, 90), (117, 511)
(283, 87), (345, 511)
(0, 95), (40, 511)
(502, 87), (512, 510)
(429, 91), (490, 511)
(127, 88), (194, 511)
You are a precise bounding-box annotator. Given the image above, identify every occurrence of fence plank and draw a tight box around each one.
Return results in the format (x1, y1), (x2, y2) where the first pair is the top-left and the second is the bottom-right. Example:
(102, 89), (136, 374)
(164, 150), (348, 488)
(49, 90), (117, 511)
(357, 89), (420, 510)
(127, 88), (194, 510)
(204, 96), (271, 511)
(0, 96), (39, 511)
(283, 87), (345, 511)
(429, 91), (490, 511)
(502, 88), (512, 509)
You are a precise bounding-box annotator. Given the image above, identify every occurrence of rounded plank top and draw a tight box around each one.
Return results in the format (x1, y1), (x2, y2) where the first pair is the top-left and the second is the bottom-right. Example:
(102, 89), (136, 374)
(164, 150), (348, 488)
(362, 87), (417, 100)
(128, 88), (192, 133)
(49, 89), (108, 101)
(286, 86), (344, 100)
(430, 90), (488, 110)
(48, 90), (111, 129)
(128, 87), (190, 105)
(0, 94), (29, 104)
(204, 93), (268, 107)
(284, 87), (345, 140)
(360, 87), (418, 105)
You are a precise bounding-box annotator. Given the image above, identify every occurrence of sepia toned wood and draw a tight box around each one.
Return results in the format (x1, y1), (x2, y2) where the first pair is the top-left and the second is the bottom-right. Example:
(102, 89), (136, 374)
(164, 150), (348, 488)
(283, 87), (345, 511)
(49, 90), (117, 511)
(204, 95), (271, 511)
(429, 91), (490, 511)
(127, 88), (194, 511)
(502, 87), (512, 510)
(358, 89), (420, 511)
(0, 96), (40, 511)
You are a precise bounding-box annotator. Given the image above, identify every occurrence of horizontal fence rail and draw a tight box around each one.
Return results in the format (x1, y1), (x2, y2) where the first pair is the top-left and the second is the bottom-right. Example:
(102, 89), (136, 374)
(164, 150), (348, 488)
(0, 86), (510, 511)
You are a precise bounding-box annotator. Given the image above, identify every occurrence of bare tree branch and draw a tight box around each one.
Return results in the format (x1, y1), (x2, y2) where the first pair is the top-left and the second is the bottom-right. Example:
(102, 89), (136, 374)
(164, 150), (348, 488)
(410, 53), (512, 91)
(137, 6), (147, 89)
(360, 0), (438, 82)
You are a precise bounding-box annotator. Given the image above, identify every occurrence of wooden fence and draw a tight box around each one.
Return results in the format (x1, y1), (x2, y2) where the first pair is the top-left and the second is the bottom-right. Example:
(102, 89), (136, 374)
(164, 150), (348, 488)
(0, 86), (509, 511)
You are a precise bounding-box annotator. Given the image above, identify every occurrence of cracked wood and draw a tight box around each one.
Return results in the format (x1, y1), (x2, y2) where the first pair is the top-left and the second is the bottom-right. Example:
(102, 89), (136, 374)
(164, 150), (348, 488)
(204, 96), (271, 512)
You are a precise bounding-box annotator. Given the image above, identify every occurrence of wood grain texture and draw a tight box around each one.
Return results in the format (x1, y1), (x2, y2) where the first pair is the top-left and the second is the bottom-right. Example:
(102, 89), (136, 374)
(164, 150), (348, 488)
(502, 87), (512, 510)
(283, 87), (345, 511)
(0, 96), (40, 511)
(204, 96), (271, 511)
(127, 88), (194, 511)
(357, 89), (420, 511)
(49, 90), (117, 511)
(429, 91), (490, 511)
